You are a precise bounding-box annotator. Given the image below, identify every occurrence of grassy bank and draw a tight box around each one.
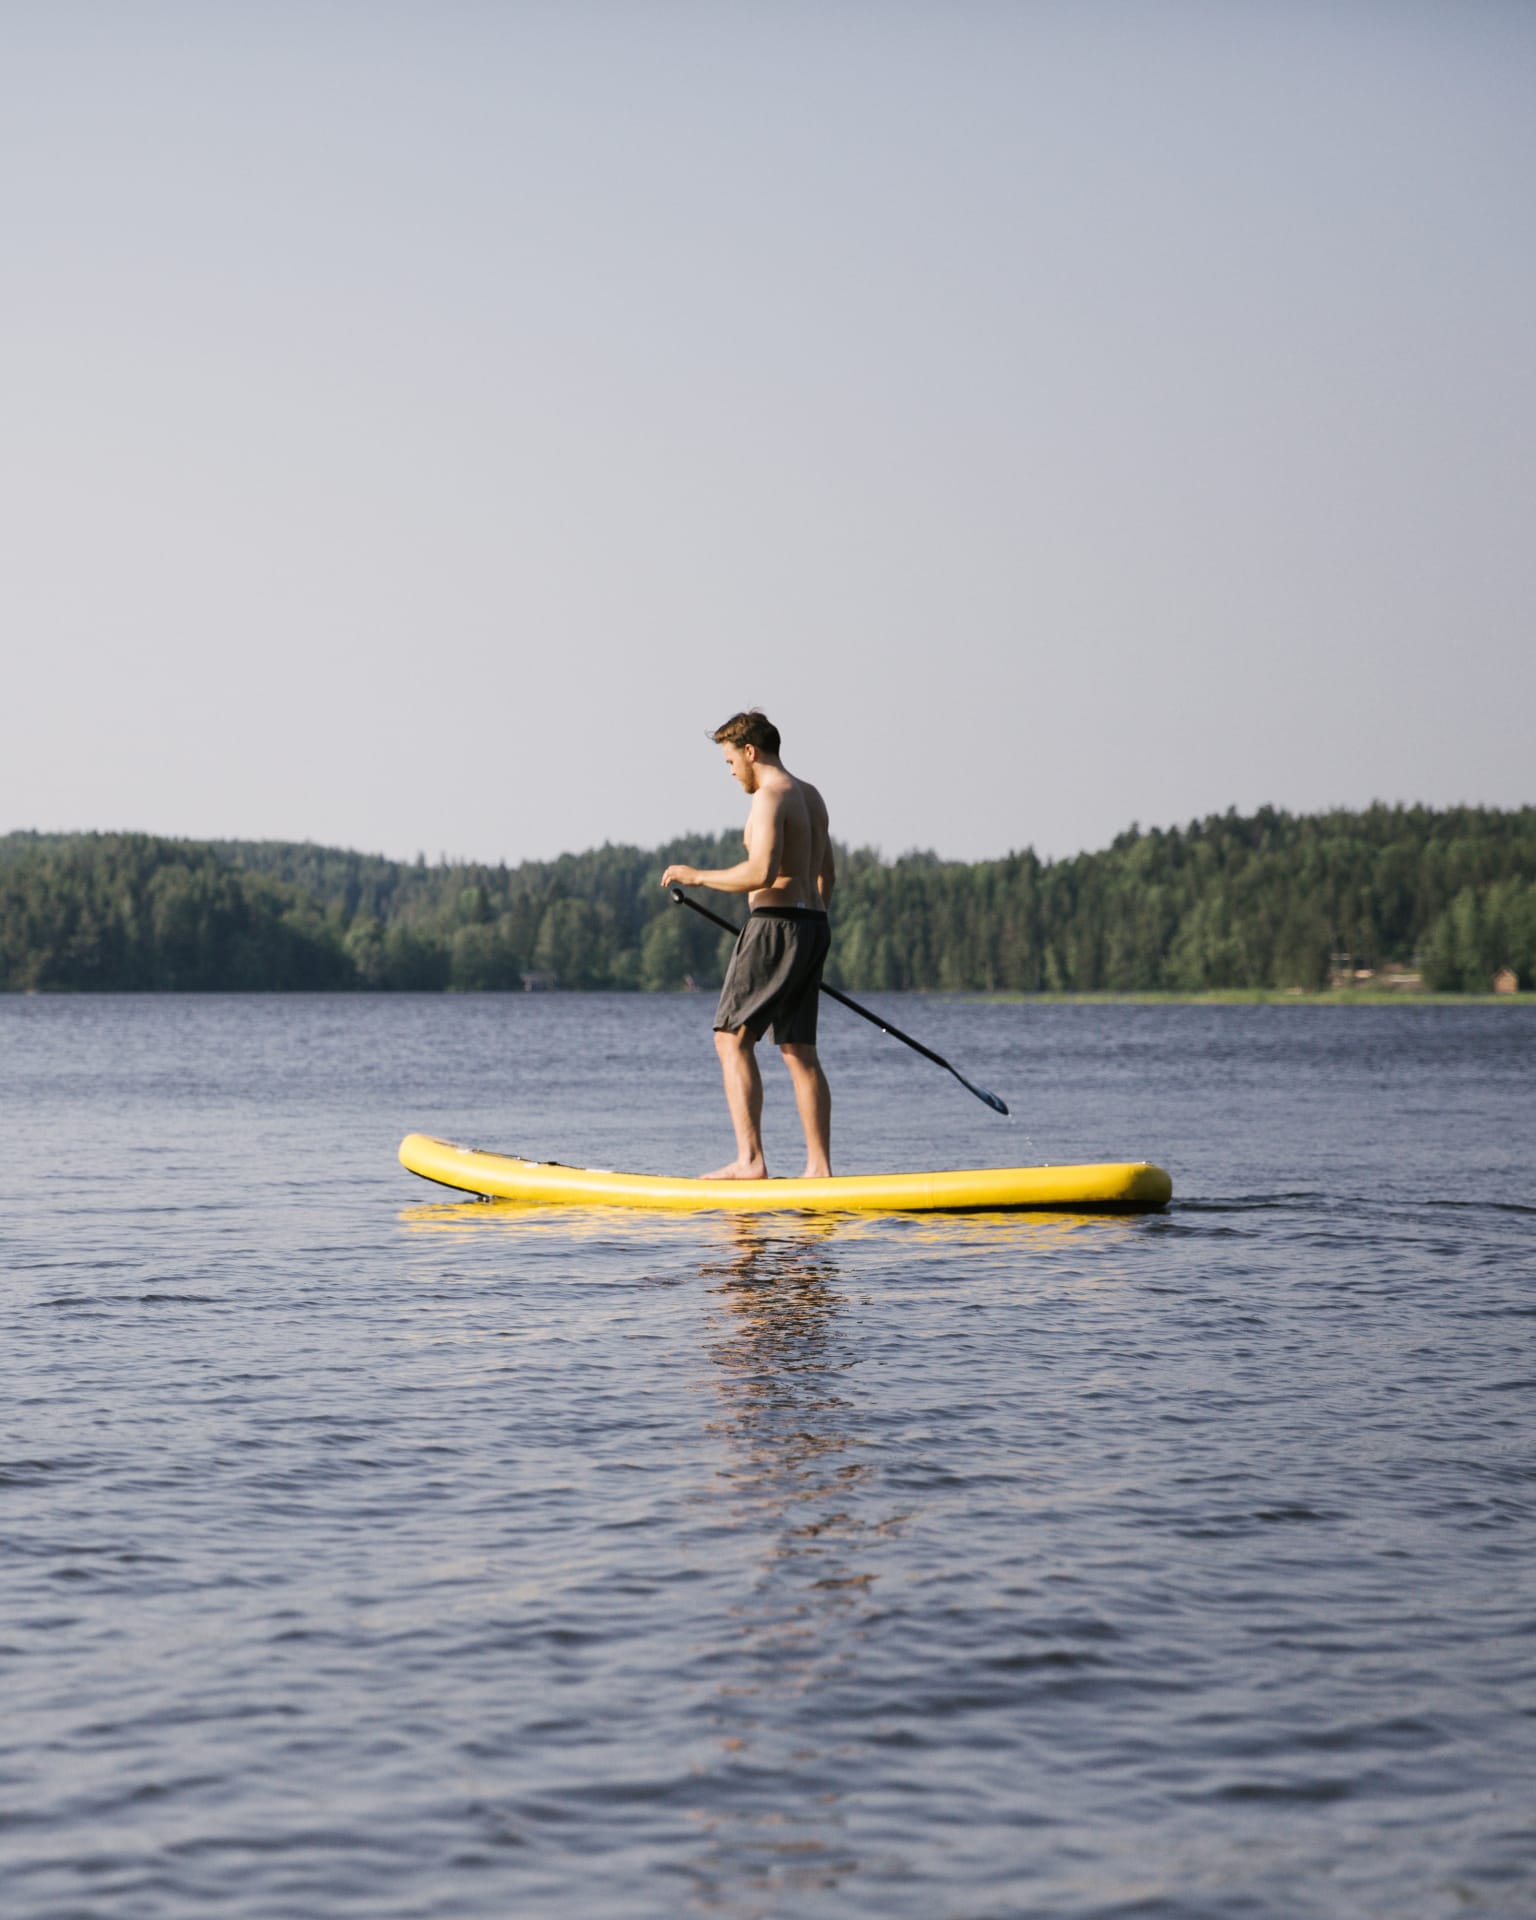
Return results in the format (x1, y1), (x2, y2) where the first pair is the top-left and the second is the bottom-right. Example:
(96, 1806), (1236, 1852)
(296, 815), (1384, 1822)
(978, 989), (1524, 1006)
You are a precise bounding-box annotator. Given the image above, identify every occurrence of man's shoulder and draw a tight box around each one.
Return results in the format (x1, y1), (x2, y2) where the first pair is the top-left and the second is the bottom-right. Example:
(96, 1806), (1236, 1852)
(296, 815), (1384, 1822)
(759, 766), (825, 820)
(796, 775), (828, 819)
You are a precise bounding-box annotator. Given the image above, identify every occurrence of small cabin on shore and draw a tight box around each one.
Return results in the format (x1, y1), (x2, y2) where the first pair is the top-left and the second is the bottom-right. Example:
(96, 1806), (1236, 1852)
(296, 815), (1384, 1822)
(1493, 967), (1519, 995)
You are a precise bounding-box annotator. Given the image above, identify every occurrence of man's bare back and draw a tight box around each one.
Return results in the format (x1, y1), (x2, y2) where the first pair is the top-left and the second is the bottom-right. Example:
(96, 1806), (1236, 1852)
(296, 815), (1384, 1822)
(741, 764), (832, 912)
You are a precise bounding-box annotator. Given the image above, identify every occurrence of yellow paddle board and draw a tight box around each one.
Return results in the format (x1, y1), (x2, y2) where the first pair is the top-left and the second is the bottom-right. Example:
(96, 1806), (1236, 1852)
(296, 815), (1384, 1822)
(398, 1133), (1172, 1214)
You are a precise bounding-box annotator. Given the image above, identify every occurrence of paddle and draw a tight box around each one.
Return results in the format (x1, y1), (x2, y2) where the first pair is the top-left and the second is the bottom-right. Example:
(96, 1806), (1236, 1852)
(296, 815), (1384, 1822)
(667, 886), (1009, 1116)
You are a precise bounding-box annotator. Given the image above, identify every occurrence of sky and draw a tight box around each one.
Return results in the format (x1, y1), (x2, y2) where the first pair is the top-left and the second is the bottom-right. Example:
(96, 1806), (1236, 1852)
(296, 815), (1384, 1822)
(4, 1), (1533, 867)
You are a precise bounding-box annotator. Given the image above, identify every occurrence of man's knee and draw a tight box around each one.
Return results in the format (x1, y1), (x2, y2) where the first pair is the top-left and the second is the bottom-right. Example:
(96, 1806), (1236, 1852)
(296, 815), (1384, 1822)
(715, 1025), (755, 1058)
(779, 1042), (820, 1071)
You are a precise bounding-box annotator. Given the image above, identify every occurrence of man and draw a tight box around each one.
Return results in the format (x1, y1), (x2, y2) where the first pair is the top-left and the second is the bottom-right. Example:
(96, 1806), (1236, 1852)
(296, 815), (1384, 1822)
(661, 710), (835, 1179)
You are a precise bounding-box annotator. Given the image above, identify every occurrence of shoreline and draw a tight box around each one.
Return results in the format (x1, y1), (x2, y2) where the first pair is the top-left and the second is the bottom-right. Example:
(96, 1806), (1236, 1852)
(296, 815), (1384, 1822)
(1, 985), (1524, 1005)
(973, 989), (1523, 1006)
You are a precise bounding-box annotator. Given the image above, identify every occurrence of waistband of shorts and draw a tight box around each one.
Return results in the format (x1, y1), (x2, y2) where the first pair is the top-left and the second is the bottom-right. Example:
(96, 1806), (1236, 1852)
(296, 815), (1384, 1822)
(748, 905), (829, 922)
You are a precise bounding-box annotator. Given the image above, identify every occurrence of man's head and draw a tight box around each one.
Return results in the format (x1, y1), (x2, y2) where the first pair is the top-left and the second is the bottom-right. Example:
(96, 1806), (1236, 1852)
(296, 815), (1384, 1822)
(712, 709), (781, 792)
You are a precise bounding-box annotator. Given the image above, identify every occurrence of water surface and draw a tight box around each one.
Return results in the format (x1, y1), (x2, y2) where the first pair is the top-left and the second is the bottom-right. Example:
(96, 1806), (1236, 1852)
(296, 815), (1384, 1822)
(2, 995), (1532, 1917)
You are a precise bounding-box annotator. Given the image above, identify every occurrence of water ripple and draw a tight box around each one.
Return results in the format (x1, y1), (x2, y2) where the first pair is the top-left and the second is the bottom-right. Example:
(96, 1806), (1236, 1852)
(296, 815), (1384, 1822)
(2, 996), (1534, 1917)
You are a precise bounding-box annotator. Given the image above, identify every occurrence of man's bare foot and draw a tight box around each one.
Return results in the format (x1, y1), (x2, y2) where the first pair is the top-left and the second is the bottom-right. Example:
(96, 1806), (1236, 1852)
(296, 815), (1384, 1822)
(704, 1157), (768, 1180)
(801, 1162), (832, 1179)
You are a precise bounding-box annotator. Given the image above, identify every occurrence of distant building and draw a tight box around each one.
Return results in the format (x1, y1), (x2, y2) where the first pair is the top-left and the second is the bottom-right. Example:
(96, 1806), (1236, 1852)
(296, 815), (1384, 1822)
(520, 971), (558, 992)
(1328, 953), (1378, 988)
(1493, 967), (1519, 995)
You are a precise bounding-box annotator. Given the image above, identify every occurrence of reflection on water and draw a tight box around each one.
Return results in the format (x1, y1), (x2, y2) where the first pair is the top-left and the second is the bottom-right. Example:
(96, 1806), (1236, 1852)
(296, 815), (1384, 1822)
(698, 1216), (872, 1582)
(397, 1196), (715, 1243)
(398, 1195), (1138, 1253)
(686, 1218), (891, 1908)
(390, 1197), (1150, 1909)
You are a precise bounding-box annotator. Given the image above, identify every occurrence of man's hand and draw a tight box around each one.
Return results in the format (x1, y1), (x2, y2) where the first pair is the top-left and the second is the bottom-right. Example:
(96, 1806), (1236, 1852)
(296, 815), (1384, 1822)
(661, 864), (700, 890)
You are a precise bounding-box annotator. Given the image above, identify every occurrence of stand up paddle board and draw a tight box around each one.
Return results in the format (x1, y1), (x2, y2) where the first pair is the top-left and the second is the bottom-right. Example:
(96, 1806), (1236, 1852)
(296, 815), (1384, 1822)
(398, 1134), (1172, 1214)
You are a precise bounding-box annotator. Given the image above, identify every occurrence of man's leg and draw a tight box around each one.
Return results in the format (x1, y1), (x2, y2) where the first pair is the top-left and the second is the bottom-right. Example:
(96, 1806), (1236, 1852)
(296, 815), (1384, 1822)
(708, 1026), (767, 1178)
(780, 1043), (832, 1178)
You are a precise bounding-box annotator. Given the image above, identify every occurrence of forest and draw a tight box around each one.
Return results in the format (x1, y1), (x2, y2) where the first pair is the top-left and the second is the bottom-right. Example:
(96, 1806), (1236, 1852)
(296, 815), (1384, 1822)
(1, 805), (1532, 994)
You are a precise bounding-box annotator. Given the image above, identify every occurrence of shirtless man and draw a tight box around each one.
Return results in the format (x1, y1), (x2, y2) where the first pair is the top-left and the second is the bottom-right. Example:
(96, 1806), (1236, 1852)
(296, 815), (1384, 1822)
(661, 710), (835, 1179)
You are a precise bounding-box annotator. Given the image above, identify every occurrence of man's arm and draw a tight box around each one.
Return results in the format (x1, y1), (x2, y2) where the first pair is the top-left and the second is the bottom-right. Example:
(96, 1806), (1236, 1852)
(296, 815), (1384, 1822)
(662, 791), (782, 894)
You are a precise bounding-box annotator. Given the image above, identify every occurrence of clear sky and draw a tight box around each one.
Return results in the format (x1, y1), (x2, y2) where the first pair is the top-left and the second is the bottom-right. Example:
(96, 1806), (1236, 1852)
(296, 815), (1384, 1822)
(5, 2), (1533, 866)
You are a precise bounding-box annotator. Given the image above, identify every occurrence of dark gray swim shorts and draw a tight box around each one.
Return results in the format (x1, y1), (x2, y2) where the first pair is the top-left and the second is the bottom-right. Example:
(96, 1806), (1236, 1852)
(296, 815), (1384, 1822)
(713, 907), (831, 1046)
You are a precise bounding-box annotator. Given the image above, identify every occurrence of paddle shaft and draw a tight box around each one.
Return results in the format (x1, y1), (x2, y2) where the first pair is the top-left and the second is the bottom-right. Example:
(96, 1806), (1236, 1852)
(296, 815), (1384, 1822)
(667, 886), (1009, 1116)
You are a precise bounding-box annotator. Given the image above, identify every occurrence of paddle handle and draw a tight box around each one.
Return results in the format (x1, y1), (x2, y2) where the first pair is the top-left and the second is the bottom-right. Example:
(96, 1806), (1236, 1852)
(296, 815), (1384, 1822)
(667, 886), (1009, 1116)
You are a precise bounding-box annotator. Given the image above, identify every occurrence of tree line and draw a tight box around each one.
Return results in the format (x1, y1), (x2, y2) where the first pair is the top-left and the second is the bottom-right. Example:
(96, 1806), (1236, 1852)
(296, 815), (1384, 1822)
(1, 804), (1532, 993)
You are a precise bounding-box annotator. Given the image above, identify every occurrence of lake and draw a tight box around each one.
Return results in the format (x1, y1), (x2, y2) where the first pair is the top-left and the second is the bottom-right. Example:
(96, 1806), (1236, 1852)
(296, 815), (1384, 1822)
(2, 993), (1533, 1918)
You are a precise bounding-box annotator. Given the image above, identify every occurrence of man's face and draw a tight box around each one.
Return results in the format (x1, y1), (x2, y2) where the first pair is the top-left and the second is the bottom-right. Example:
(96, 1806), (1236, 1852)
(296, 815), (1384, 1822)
(722, 744), (757, 792)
